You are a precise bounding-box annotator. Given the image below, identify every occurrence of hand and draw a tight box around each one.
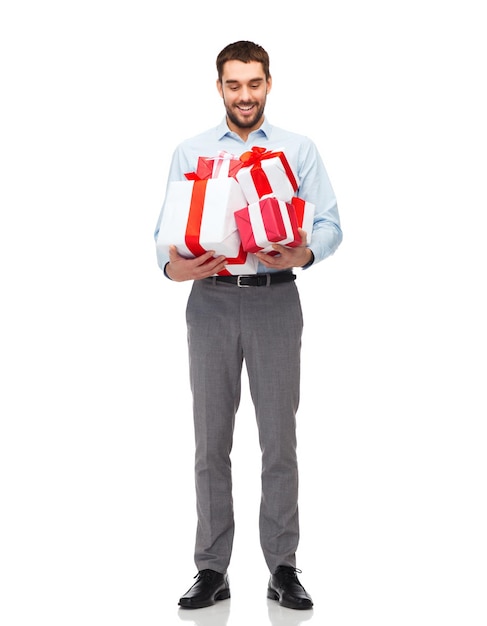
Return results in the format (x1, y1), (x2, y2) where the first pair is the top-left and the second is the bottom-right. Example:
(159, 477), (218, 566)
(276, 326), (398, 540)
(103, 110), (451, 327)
(255, 228), (312, 270)
(165, 245), (227, 281)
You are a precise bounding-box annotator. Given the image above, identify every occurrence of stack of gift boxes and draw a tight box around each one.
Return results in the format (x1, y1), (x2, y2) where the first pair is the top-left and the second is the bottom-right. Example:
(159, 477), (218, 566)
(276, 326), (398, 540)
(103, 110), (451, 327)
(156, 146), (315, 276)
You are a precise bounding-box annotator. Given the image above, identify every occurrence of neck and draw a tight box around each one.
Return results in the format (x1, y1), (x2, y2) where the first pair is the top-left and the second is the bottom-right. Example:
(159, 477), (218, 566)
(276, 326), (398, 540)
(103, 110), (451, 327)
(227, 116), (264, 142)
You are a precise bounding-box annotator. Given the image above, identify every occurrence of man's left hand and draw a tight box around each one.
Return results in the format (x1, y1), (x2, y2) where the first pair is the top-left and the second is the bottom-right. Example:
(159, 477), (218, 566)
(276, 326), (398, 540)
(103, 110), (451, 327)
(255, 228), (312, 270)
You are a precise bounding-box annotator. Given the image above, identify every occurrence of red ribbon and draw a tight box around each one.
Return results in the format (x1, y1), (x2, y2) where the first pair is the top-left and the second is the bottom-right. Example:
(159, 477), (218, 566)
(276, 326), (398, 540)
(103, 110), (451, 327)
(291, 197), (305, 228)
(261, 197), (287, 243)
(184, 180), (208, 256)
(184, 172), (203, 181)
(216, 243), (248, 276)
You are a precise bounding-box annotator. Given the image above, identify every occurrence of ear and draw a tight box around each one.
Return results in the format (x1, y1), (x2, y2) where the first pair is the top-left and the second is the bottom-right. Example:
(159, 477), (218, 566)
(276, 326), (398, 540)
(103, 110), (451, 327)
(266, 76), (272, 95)
(216, 79), (223, 98)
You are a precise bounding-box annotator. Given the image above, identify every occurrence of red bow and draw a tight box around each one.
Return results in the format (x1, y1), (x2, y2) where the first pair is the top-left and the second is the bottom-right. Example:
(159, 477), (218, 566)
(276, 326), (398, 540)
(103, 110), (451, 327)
(239, 146), (271, 165)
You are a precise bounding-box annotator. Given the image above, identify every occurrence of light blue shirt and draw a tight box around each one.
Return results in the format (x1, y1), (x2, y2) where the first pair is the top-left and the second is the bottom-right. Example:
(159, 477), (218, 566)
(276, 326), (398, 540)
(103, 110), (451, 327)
(154, 117), (343, 273)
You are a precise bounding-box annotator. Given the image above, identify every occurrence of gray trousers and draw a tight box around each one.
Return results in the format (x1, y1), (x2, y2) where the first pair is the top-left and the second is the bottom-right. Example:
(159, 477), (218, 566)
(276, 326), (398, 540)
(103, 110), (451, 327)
(185, 276), (303, 574)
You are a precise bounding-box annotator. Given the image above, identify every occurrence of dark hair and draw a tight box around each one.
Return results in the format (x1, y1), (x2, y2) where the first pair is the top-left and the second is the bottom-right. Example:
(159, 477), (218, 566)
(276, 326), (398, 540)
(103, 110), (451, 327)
(216, 40), (270, 82)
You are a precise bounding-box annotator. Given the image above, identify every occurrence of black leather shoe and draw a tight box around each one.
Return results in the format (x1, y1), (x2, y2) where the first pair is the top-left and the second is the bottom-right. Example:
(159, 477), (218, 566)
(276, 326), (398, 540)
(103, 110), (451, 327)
(178, 569), (230, 609)
(267, 566), (313, 610)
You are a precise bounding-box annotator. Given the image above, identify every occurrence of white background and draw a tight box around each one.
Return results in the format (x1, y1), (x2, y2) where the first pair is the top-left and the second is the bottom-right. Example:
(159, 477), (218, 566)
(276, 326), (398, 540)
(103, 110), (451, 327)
(1, 1), (486, 625)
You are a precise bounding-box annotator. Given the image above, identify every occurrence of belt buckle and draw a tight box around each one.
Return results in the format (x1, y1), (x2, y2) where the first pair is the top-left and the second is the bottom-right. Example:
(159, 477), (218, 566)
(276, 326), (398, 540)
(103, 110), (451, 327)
(237, 275), (251, 287)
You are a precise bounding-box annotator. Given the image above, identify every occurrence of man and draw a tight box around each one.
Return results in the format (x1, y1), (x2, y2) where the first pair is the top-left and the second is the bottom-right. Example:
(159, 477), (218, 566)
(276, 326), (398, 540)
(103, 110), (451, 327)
(154, 41), (342, 610)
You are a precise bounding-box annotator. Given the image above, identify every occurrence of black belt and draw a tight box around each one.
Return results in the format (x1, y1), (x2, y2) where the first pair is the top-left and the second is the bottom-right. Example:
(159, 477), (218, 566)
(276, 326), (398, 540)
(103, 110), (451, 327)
(210, 271), (296, 287)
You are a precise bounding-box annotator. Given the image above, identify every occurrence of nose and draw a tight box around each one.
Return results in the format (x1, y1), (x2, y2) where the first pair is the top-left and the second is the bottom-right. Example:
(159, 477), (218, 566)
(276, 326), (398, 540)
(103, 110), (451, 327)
(240, 86), (251, 101)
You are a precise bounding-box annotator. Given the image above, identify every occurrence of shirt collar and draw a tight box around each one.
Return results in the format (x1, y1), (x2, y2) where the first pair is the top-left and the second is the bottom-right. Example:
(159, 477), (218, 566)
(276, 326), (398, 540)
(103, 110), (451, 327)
(216, 117), (272, 141)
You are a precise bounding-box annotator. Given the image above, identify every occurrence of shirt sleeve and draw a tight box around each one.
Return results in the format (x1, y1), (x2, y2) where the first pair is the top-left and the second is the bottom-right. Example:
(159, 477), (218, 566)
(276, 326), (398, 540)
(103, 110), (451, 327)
(296, 140), (343, 265)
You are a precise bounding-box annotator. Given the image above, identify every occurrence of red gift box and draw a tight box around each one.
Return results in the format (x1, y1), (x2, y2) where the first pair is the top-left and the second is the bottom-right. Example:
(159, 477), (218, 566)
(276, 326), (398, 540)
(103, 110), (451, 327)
(259, 197), (315, 254)
(234, 196), (301, 253)
(185, 151), (244, 181)
(236, 146), (299, 203)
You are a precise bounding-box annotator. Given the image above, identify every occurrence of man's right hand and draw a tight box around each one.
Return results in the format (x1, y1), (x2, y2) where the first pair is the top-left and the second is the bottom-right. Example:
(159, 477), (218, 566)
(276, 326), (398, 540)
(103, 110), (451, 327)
(165, 245), (227, 282)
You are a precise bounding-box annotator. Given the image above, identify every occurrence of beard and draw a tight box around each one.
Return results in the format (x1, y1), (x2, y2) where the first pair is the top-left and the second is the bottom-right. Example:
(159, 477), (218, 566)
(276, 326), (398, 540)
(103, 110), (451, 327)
(224, 98), (266, 130)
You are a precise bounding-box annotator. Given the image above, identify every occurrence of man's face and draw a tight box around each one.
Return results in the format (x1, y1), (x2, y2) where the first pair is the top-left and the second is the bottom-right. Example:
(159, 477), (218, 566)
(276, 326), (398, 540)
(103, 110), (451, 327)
(217, 60), (272, 137)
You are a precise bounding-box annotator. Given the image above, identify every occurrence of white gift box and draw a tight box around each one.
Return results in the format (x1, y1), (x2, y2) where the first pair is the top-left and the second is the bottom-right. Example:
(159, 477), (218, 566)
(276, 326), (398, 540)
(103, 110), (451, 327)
(235, 148), (299, 204)
(156, 177), (247, 259)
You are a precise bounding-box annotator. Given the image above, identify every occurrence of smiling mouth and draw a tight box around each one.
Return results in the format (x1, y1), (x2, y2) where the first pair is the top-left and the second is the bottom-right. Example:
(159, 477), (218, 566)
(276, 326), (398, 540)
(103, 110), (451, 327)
(237, 104), (254, 112)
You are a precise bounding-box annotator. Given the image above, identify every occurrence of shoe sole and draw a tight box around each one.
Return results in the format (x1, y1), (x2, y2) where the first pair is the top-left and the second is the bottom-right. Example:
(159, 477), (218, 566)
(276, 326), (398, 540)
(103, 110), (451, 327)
(267, 587), (313, 610)
(179, 588), (231, 609)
